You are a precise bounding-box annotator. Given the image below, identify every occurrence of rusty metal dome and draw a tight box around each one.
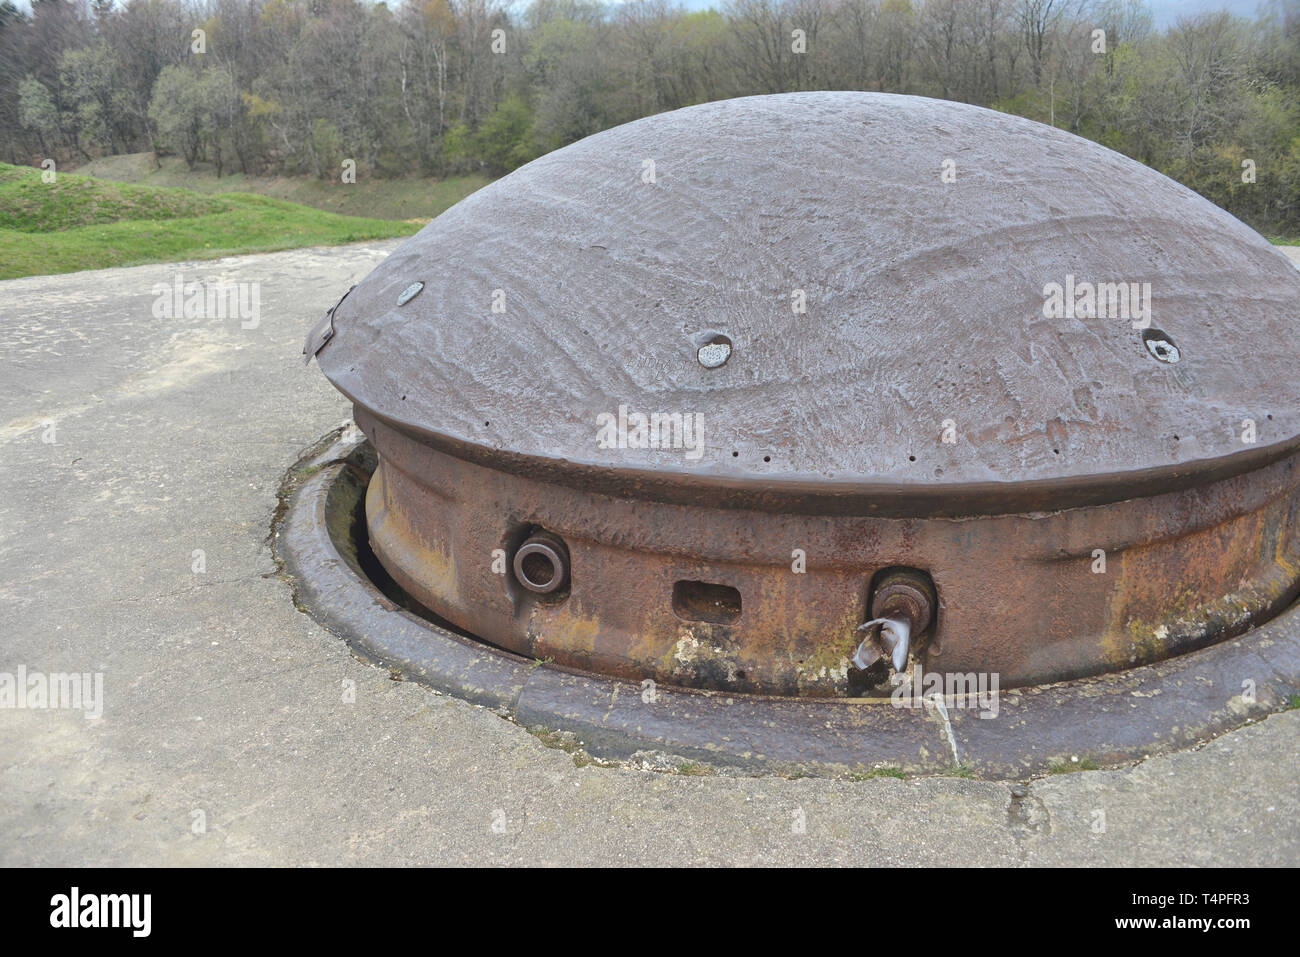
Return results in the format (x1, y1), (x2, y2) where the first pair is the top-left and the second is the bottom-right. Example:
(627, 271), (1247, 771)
(307, 92), (1300, 697)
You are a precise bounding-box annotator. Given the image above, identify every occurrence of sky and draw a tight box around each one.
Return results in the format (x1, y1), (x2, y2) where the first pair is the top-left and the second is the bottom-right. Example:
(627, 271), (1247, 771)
(1144, 0), (1269, 24)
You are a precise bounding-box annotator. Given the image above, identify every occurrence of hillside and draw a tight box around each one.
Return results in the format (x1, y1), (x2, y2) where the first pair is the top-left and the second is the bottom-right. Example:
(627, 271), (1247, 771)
(74, 154), (489, 223)
(0, 162), (420, 279)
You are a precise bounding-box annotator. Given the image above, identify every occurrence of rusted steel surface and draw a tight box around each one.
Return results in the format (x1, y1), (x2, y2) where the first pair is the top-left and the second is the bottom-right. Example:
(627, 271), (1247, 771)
(359, 408), (1300, 694)
(310, 91), (1300, 695)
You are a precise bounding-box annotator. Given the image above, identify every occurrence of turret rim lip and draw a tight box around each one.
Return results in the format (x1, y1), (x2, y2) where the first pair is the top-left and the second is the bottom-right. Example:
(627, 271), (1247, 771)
(327, 385), (1300, 518)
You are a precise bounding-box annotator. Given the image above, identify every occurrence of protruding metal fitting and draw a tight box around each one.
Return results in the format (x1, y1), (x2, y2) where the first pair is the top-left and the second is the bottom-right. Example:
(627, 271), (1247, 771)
(871, 569), (935, 637)
(851, 569), (937, 672)
(302, 284), (356, 365)
(852, 617), (911, 671)
(512, 532), (570, 595)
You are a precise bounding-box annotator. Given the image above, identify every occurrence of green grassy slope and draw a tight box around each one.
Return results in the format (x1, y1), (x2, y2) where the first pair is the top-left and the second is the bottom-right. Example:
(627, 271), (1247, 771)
(0, 162), (420, 279)
(74, 153), (490, 222)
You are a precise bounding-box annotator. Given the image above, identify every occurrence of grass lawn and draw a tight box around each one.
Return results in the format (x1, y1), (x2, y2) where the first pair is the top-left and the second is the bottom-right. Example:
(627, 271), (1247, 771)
(75, 152), (490, 222)
(0, 162), (421, 279)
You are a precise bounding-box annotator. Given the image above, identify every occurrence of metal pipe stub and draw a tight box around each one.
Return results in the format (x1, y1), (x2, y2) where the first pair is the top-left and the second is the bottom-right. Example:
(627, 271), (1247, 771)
(513, 532), (570, 595)
(871, 570), (935, 639)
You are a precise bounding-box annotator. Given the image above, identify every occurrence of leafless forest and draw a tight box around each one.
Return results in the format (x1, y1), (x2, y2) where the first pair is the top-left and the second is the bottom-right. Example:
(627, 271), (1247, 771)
(2, 0), (1297, 231)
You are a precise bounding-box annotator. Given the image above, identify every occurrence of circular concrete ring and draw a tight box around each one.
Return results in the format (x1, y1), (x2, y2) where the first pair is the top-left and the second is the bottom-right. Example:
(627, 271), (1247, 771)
(275, 428), (1300, 779)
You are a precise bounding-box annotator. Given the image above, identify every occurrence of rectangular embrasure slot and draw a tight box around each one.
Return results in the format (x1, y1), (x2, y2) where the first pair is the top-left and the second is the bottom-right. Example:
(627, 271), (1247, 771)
(672, 580), (742, 624)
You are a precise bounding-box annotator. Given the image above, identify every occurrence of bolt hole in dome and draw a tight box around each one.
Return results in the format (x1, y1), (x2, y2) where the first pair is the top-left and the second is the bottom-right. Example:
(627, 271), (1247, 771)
(310, 92), (1300, 697)
(697, 334), (732, 369)
(396, 281), (424, 306)
(1141, 327), (1181, 363)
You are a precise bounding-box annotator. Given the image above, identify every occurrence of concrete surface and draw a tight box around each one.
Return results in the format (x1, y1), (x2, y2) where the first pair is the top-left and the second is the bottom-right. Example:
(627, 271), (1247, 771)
(0, 241), (1297, 866)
